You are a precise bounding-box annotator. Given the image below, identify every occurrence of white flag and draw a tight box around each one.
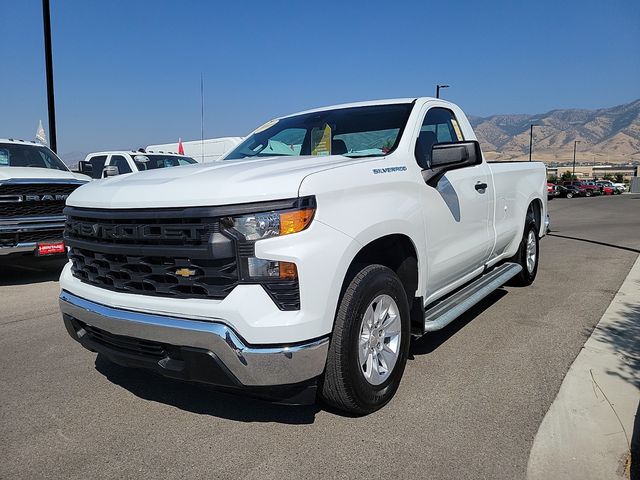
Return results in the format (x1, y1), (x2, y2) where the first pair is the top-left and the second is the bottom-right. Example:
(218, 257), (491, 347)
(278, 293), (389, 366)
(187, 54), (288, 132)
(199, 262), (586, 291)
(36, 120), (48, 145)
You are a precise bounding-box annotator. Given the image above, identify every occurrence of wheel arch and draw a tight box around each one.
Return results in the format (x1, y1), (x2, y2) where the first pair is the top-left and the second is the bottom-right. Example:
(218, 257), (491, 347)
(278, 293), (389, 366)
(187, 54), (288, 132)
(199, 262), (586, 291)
(338, 233), (423, 335)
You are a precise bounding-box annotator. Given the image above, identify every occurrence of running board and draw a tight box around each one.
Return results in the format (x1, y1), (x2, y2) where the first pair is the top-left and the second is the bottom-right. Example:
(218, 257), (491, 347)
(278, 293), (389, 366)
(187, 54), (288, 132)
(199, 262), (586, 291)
(423, 262), (522, 332)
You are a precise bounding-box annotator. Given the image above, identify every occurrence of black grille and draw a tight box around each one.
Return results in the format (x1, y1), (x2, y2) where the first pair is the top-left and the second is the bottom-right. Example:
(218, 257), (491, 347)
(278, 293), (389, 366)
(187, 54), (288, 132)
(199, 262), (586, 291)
(64, 205), (302, 309)
(65, 214), (218, 246)
(68, 247), (238, 299)
(0, 183), (82, 218)
(0, 229), (63, 247)
(78, 320), (168, 359)
(65, 207), (239, 300)
(0, 201), (67, 218)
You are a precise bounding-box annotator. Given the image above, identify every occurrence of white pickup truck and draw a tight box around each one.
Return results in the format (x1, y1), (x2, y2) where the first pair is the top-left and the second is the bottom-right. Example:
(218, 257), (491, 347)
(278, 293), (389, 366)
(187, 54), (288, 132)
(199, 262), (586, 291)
(0, 139), (89, 258)
(77, 151), (198, 180)
(59, 98), (547, 414)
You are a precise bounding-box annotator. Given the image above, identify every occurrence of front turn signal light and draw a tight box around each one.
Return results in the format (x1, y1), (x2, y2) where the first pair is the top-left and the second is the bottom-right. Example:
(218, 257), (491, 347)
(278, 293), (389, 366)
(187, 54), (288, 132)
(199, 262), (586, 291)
(279, 208), (315, 236)
(279, 261), (298, 280)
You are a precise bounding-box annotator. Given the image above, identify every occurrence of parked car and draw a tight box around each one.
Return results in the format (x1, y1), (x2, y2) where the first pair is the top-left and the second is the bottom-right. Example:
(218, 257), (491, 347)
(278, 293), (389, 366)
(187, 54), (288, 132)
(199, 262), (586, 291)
(576, 181), (601, 197)
(0, 139), (89, 258)
(58, 97), (548, 414)
(594, 180), (627, 195)
(612, 182), (627, 193)
(547, 182), (559, 200)
(77, 151), (198, 180)
(557, 185), (583, 198)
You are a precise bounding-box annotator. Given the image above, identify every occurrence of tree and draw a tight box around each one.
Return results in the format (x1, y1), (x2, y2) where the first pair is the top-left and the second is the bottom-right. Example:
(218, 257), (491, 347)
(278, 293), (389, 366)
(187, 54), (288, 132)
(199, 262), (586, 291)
(547, 174), (559, 184)
(603, 173), (614, 181)
(615, 173), (624, 183)
(561, 170), (575, 181)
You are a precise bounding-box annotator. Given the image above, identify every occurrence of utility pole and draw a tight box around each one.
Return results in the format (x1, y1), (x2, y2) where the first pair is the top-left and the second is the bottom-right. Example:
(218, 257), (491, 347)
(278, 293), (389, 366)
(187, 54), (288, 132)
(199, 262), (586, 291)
(42, 0), (57, 152)
(436, 84), (449, 99)
(572, 140), (580, 180)
(529, 124), (538, 162)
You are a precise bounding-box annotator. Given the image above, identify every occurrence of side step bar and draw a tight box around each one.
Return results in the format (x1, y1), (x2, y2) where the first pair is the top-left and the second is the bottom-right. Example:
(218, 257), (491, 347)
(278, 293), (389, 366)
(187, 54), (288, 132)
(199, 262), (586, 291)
(423, 262), (522, 332)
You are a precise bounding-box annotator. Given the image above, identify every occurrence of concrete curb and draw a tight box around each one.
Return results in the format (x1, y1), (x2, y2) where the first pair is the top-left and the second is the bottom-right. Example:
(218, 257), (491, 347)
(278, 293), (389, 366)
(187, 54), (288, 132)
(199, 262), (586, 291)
(528, 255), (640, 480)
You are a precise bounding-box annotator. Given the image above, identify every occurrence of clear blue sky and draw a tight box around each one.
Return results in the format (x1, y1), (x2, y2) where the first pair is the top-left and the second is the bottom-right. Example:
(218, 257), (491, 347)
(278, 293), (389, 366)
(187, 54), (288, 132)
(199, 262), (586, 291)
(1, 0), (639, 157)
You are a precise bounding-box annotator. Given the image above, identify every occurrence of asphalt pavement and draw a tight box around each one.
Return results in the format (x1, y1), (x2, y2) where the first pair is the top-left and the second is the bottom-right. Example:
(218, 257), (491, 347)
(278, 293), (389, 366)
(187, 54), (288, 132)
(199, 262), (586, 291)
(1, 194), (639, 480)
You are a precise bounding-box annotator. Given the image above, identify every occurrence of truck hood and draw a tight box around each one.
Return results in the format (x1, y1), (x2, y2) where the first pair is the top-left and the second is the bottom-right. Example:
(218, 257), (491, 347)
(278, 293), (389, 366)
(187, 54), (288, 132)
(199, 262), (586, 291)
(0, 166), (89, 182)
(67, 155), (361, 208)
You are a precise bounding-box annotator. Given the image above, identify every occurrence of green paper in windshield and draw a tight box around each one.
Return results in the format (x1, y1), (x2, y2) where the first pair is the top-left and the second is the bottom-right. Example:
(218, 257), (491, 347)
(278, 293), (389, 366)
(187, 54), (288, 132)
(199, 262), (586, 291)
(311, 124), (332, 156)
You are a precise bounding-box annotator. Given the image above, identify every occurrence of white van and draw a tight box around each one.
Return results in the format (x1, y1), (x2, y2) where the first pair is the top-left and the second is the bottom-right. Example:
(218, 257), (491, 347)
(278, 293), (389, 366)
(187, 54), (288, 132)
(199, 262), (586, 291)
(147, 137), (243, 163)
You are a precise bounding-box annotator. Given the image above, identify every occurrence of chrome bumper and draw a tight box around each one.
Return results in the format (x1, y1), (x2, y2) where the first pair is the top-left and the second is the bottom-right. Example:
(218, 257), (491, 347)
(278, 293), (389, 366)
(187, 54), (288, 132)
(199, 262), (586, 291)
(0, 215), (66, 256)
(0, 242), (38, 256)
(59, 291), (329, 387)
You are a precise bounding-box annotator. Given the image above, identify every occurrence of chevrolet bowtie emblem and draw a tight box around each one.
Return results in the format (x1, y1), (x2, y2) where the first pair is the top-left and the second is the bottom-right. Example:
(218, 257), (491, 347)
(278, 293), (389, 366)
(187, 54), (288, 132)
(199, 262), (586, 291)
(175, 268), (197, 278)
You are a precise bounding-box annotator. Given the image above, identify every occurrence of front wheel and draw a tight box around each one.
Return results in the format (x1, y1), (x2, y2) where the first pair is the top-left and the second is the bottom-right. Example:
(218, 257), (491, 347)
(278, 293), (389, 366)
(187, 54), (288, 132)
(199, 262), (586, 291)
(566, 192), (573, 199)
(320, 264), (411, 414)
(507, 215), (539, 286)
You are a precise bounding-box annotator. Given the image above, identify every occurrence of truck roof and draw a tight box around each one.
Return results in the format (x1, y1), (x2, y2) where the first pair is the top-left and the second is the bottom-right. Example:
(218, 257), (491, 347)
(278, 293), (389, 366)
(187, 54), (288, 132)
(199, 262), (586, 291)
(283, 97), (450, 118)
(0, 138), (47, 147)
(86, 150), (192, 156)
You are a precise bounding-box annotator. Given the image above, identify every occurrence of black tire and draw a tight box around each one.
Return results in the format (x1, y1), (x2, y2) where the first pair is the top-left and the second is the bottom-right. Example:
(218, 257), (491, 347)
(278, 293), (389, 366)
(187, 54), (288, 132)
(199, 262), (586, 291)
(585, 190), (592, 197)
(507, 213), (539, 287)
(320, 264), (411, 415)
(566, 192), (573, 199)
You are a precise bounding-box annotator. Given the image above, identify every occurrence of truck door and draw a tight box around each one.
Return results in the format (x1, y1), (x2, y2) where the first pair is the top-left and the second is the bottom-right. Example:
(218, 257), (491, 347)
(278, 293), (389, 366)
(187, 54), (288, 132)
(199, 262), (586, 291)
(105, 154), (134, 176)
(415, 106), (493, 296)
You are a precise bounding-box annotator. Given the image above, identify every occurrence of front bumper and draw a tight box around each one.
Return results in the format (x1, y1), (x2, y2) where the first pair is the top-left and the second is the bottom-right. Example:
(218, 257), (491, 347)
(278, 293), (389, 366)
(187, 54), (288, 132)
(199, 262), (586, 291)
(59, 291), (329, 388)
(0, 215), (66, 256)
(0, 241), (39, 256)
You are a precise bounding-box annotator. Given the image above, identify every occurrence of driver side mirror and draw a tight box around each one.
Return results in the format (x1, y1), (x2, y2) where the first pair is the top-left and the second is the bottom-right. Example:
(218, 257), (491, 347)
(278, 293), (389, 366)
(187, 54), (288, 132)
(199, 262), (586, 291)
(423, 141), (482, 187)
(77, 160), (93, 175)
(430, 141), (482, 170)
(102, 165), (120, 178)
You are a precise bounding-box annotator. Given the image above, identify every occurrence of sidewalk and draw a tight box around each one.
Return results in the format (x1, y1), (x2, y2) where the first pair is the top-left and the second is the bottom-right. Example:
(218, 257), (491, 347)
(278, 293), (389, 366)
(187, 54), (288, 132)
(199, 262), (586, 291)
(528, 255), (640, 479)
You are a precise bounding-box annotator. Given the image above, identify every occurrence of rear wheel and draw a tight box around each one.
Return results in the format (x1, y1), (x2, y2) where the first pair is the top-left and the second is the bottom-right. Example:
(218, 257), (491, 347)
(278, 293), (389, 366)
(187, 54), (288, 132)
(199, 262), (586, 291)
(321, 264), (410, 414)
(507, 213), (539, 287)
(585, 190), (592, 197)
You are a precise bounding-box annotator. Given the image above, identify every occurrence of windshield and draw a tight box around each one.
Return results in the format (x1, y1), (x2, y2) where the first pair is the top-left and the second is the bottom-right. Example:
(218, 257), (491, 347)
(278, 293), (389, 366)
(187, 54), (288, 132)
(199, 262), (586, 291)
(225, 103), (414, 160)
(133, 154), (197, 170)
(0, 143), (69, 171)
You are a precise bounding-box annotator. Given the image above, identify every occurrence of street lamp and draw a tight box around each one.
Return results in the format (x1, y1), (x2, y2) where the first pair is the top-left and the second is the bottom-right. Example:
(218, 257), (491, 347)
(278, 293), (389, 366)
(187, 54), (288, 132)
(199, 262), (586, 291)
(529, 123), (539, 162)
(572, 140), (581, 180)
(436, 84), (449, 99)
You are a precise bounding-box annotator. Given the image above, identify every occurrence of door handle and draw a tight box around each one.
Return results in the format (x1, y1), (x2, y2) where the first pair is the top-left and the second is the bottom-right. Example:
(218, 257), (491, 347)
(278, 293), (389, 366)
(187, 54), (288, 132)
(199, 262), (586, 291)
(475, 182), (488, 191)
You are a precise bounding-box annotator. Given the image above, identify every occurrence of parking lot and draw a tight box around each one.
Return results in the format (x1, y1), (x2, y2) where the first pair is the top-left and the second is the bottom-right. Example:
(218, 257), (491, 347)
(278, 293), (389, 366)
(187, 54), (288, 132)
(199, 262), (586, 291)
(1, 194), (639, 480)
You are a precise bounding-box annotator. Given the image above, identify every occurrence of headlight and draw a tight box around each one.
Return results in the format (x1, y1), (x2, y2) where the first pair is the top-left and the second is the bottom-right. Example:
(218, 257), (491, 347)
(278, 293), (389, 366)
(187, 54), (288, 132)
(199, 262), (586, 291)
(226, 204), (315, 241)
(222, 197), (316, 283)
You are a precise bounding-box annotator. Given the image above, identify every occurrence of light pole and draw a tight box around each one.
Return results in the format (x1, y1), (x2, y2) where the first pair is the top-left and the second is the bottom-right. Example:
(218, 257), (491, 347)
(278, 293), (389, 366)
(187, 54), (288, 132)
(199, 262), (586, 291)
(572, 140), (581, 180)
(436, 84), (449, 99)
(529, 124), (538, 162)
(42, 0), (57, 153)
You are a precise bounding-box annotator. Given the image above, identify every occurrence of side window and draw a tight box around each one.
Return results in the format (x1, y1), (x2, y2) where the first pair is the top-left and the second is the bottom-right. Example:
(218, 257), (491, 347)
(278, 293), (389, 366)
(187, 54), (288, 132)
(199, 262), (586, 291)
(88, 155), (107, 179)
(415, 108), (464, 169)
(109, 155), (132, 174)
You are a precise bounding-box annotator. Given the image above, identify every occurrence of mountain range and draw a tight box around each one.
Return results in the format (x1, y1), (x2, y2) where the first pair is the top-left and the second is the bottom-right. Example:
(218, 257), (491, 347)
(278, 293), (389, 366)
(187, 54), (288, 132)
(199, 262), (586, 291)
(469, 99), (640, 164)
